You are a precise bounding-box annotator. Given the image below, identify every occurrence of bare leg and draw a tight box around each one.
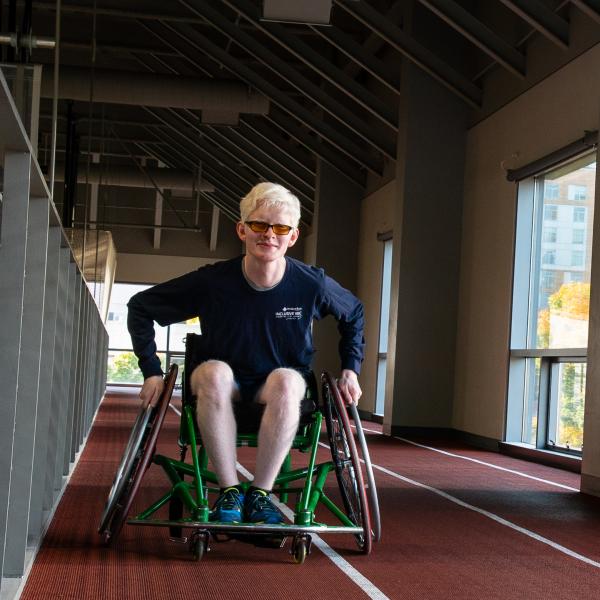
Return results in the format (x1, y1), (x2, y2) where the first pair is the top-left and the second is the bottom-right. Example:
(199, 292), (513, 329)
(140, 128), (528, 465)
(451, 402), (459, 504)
(253, 368), (306, 490)
(191, 360), (239, 488)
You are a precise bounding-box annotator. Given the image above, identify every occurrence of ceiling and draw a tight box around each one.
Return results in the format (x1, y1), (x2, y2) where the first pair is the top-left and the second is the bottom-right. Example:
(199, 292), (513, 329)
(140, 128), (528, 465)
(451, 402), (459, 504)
(4, 0), (600, 246)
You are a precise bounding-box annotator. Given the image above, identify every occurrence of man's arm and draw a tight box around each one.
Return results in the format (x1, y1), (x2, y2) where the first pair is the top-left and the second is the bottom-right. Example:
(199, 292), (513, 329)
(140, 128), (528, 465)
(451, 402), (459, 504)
(127, 270), (204, 400)
(318, 274), (365, 405)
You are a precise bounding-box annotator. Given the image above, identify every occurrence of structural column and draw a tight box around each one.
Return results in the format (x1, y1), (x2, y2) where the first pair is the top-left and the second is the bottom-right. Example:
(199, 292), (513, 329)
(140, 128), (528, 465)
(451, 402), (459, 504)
(383, 61), (467, 435)
(309, 159), (363, 377)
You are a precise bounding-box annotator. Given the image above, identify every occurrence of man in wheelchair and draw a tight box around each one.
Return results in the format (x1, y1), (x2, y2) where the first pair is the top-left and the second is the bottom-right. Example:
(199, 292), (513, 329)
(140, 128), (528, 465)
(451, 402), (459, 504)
(127, 182), (364, 527)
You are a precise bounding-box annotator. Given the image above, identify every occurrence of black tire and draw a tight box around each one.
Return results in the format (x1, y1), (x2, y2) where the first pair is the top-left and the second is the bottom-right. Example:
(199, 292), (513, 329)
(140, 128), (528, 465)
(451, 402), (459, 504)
(98, 402), (154, 537)
(292, 535), (310, 564)
(322, 372), (372, 554)
(98, 365), (178, 544)
(294, 539), (308, 565)
(191, 531), (209, 562)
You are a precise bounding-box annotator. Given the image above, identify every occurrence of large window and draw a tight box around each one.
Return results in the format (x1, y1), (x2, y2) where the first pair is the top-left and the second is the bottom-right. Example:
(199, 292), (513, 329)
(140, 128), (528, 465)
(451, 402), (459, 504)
(375, 235), (393, 417)
(508, 153), (595, 453)
(106, 283), (200, 386)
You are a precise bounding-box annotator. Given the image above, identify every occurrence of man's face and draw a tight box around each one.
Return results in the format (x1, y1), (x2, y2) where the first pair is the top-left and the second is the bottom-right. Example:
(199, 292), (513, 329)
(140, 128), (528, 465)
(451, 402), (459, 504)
(236, 204), (299, 263)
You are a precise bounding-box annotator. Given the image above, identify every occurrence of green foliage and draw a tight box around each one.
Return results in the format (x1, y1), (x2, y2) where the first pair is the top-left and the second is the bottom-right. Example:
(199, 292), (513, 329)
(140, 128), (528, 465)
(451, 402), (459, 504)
(558, 363), (585, 450)
(107, 352), (144, 384)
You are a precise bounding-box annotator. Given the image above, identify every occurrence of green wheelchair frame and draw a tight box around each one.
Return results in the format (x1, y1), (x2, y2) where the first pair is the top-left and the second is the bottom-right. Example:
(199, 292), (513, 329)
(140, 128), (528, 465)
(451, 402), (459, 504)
(99, 339), (381, 563)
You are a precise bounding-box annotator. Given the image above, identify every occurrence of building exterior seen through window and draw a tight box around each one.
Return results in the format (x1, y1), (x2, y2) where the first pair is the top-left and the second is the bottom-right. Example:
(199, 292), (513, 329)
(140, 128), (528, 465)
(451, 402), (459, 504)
(509, 153), (595, 453)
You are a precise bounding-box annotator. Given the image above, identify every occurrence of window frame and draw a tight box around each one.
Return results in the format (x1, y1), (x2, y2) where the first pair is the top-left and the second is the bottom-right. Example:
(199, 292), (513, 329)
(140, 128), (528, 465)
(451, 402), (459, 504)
(507, 151), (595, 454)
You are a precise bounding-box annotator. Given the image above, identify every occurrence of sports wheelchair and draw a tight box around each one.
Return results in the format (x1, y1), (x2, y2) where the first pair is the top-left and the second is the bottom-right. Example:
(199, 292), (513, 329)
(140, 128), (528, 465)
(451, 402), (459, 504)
(99, 334), (380, 563)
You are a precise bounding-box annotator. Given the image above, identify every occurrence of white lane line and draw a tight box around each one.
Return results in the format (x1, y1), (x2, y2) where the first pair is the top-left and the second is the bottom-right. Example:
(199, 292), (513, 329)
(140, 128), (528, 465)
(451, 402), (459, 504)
(371, 461), (600, 569)
(235, 463), (390, 600)
(354, 425), (578, 492)
(394, 436), (579, 492)
(168, 403), (182, 416)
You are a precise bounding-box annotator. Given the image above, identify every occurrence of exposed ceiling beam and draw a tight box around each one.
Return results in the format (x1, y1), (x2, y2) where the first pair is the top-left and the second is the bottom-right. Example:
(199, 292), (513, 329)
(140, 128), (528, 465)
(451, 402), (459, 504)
(137, 109), (317, 225)
(342, 0), (404, 80)
(139, 18), (374, 179)
(498, 0), (569, 49)
(141, 107), (258, 190)
(266, 107), (366, 187)
(239, 116), (316, 179)
(309, 23), (400, 96)
(155, 19), (381, 176)
(171, 3), (395, 161)
(60, 40), (181, 57)
(334, 0), (482, 107)
(570, 0), (600, 25)
(217, 0), (399, 130)
(166, 109), (316, 215)
(236, 119), (316, 185)
(202, 125), (315, 208)
(417, 0), (526, 78)
(32, 1), (208, 25)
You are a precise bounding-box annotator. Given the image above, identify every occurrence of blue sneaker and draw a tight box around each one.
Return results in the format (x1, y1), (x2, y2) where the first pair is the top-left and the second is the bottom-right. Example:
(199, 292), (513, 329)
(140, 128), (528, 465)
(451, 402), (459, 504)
(210, 487), (244, 523)
(244, 489), (285, 525)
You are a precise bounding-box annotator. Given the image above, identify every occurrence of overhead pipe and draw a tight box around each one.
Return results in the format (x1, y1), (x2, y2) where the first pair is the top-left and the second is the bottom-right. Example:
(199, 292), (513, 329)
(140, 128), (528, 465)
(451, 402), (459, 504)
(52, 163), (215, 192)
(40, 65), (269, 113)
(49, 0), (60, 197)
(0, 33), (56, 49)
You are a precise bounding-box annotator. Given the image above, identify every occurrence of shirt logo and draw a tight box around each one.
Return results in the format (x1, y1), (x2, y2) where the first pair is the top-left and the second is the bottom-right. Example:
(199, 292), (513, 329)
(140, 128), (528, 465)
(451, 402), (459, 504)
(275, 306), (303, 320)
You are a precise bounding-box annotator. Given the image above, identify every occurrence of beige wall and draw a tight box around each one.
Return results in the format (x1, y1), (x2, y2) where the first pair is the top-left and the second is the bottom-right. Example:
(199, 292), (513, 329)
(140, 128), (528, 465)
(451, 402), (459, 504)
(116, 252), (227, 284)
(356, 181), (395, 414)
(454, 44), (600, 439)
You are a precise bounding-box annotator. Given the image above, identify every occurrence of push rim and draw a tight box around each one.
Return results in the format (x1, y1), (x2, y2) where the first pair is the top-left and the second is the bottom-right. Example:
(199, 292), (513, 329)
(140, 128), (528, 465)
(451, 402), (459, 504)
(322, 372), (372, 554)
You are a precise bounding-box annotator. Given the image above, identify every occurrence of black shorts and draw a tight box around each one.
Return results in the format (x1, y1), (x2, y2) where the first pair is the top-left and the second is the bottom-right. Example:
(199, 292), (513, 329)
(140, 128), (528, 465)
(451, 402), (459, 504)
(234, 370), (318, 434)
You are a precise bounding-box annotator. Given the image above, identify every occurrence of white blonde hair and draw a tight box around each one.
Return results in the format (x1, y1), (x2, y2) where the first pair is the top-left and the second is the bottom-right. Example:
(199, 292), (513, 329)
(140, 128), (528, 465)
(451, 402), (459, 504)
(240, 182), (301, 227)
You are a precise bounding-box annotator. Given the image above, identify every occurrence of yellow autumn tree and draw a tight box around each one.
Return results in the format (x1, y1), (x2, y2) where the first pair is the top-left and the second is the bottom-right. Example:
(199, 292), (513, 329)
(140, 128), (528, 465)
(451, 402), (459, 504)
(548, 282), (590, 319)
(537, 282), (589, 348)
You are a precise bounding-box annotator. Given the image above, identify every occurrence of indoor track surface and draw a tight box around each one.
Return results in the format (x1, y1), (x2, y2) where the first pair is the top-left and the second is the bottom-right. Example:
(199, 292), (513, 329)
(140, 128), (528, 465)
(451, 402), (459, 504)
(20, 388), (600, 600)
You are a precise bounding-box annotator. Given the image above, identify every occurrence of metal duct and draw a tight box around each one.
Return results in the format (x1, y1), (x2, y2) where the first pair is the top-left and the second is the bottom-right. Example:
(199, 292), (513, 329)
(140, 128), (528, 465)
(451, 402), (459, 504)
(52, 163), (215, 192)
(40, 66), (269, 114)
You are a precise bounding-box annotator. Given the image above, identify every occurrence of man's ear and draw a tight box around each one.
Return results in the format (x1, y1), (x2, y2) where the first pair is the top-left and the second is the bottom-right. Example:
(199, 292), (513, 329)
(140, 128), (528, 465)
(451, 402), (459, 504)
(236, 221), (246, 242)
(287, 227), (300, 247)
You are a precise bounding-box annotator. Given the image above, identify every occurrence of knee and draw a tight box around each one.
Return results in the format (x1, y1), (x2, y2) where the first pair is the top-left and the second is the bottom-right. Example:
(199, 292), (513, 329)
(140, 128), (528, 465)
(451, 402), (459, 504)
(190, 360), (235, 407)
(264, 368), (306, 410)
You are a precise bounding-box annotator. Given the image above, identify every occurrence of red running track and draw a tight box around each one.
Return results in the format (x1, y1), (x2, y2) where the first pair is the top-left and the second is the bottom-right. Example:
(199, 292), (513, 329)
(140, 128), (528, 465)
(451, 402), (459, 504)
(20, 389), (600, 599)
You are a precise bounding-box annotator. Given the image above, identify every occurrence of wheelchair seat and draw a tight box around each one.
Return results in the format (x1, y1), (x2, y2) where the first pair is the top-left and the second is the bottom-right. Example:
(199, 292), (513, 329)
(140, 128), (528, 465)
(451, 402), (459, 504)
(182, 333), (318, 437)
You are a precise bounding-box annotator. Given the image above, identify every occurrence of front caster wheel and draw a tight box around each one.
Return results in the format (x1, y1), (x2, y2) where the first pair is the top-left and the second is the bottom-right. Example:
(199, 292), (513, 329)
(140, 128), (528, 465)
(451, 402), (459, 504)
(292, 535), (311, 564)
(191, 531), (209, 562)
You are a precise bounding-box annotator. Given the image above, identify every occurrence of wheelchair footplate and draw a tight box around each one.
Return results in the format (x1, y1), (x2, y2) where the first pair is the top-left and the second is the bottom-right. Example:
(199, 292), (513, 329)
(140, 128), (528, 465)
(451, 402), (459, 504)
(127, 519), (360, 562)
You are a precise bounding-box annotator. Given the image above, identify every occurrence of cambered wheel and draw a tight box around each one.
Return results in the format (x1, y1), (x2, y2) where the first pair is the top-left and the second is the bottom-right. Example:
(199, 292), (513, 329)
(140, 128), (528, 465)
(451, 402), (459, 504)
(348, 403), (382, 543)
(98, 364), (178, 544)
(322, 372), (372, 555)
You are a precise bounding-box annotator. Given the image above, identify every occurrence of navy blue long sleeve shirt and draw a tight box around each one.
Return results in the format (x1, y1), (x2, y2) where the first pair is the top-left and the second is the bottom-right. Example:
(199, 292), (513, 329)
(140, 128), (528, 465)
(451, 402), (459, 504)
(127, 256), (365, 380)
